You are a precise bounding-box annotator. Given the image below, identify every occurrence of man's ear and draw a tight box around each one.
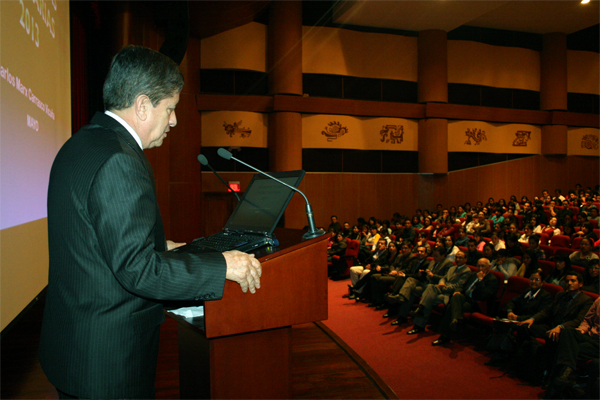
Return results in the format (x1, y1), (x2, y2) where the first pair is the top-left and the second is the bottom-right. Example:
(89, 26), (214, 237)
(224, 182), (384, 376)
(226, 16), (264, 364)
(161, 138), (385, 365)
(135, 95), (151, 121)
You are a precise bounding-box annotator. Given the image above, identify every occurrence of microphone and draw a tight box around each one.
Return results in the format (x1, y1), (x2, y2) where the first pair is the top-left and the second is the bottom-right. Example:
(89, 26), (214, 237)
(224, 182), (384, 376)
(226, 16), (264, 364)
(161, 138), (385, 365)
(217, 148), (325, 240)
(197, 154), (241, 202)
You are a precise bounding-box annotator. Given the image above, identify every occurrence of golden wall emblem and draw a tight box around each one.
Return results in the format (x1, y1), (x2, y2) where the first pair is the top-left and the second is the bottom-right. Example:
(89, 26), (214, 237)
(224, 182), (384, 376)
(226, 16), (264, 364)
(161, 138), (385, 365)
(513, 131), (531, 146)
(380, 125), (404, 144)
(322, 121), (348, 142)
(464, 128), (487, 145)
(223, 121), (251, 138)
(581, 134), (599, 150)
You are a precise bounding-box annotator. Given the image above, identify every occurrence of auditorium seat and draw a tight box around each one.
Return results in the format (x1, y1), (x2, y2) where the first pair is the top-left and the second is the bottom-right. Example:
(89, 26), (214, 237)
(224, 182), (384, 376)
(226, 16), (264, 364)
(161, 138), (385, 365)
(550, 235), (571, 248)
(538, 260), (555, 279)
(470, 276), (530, 329)
(571, 237), (582, 249)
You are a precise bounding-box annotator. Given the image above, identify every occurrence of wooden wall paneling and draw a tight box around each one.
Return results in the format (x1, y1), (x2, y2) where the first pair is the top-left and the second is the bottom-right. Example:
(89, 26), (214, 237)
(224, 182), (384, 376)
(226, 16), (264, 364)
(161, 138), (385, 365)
(356, 174), (390, 222)
(196, 94), (273, 112)
(431, 175), (450, 210)
(300, 174), (325, 229)
(552, 111), (600, 128)
(426, 103), (551, 125)
(170, 183), (203, 242)
(318, 174), (344, 228)
(567, 156), (599, 188)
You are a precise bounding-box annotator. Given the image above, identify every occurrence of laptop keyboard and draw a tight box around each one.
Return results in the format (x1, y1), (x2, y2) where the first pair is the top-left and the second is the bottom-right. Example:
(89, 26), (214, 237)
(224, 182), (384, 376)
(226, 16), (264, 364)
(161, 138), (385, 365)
(191, 233), (259, 252)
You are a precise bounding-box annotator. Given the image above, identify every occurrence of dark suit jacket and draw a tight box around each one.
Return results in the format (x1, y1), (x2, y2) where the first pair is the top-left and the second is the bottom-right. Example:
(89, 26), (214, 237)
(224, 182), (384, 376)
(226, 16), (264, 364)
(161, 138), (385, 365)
(531, 290), (594, 329)
(460, 271), (500, 302)
(39, 113), (228, 398)
(505, 288), (553, 321)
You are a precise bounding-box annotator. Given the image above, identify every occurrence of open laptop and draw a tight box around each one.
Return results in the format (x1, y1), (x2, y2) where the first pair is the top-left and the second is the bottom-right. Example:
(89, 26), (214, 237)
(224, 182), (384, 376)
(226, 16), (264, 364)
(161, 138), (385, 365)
(171, 170), (305, 254)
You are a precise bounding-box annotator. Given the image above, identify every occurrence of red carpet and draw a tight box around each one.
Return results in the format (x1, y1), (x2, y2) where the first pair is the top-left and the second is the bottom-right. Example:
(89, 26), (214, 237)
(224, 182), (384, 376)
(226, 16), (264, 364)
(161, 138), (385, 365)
(322, 279), (544, 399)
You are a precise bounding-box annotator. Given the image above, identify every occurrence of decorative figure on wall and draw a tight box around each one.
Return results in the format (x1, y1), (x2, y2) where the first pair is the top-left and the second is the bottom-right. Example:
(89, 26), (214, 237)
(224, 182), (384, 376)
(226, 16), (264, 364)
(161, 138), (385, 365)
(464, 128), (487, 145)
(223, 121), (252, 138)
(380, 125), (404, 144)
(581, 134), (599, 150)
(512, 130), (531, 146)
(322, 121), (348, 142)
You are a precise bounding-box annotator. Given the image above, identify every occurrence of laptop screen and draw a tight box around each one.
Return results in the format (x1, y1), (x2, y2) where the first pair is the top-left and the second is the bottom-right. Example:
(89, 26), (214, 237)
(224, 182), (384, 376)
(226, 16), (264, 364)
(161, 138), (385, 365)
(223, 170), (305, 235)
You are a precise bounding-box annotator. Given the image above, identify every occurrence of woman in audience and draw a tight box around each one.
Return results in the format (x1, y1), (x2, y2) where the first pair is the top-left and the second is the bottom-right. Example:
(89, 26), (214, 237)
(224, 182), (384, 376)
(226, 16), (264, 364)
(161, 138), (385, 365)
(347, 225), (362, 241)
(474, 232), (487, 252)
(483, 243), (497, 262)
(443, 235), (459, 262)
(490, 233), (506, 251)
(411, 215), (423, 229)
(581, 259), (599, 294)
(574, 213), (588, 230)
(509, 195), (521, 211)
(455, 227), (469, 248)
(574, 222), (599, 242)
(421, 217), (434, 231)
(493, 222), (507, 241)
(530, 216), (544, 234)
(518, 224), (534, 244)
(521, 195), (529, 204)
(562, 221), (576, 240)
(544, 254), (571, 289)
(506, 234), (524, 258)
(491, 249), (518, 279)
(482, 206), (491, 219)
(498, 198), (507, 209)
(542, 217), (561, 237)
(464, 202), (472, 215)
(515, 249), (540, 278)
(570, 237), (600, 267)
(457, 205), (467, 218)
(464, 214), (476, 235)
(491, 208), (505, 227)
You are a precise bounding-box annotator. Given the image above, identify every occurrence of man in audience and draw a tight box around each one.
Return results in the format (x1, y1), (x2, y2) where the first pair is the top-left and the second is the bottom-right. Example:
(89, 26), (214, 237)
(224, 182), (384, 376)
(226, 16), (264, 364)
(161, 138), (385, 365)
(405, 251), (472, 335)
(515, 272), (593, 380)
(528, 234), (546, 260)
(491, 249), (518, 279)
(545, 297), (599, 399)
(398, 219), (416, 245)
(349, 239), (388, 300)
(389, 246), (453, 332)
(588, 206), (600, 225)
(506, 234), (524, 258)
(466, 239), (484, 266)
(358, 226), (380, 264)
(327, 231), (347, 263)
(474, 211), (492, 237)
(431, 258), (499, 345)
(570, 237), (599, 267)
(522, 202), (534, 225)
(384, 246), (428, 318)
(370, 242), (415, 309)
(392, 221), (404, 238)
(328, 215), (341, 233)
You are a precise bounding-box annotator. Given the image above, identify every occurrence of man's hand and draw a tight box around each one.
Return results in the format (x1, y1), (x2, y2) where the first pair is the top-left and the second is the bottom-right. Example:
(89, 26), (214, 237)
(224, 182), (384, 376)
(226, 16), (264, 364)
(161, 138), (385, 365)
(437, 282), (446, 289)
(365, 264), (372, 270)
(547, 326), (562, 342)
(376, 266), (381, 272)
(507, 312), (518, 321)
(167, 240), (186, 250)
(223, 251), (262, 294)
(518, 318), (534, 328)
(476, 271), (485, 280)
(390, 271), (398, 276)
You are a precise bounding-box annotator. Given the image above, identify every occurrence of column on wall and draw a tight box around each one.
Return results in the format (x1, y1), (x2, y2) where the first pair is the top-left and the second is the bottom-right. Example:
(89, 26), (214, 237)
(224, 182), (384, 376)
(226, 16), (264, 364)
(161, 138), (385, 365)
(540, 32), (568, 155)
(267, 0), (303, 172)
(417, 30), (448, 208)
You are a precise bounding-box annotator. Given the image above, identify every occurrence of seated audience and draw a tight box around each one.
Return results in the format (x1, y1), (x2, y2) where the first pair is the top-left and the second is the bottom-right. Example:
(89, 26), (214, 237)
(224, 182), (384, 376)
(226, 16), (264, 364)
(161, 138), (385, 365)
(528, 234), (545, 260)
(454, 227), (469, 248)
(544, 297), (599, 400)
(465, 239), (484, 266)
(490, 233), (506, 251)
(328, 215), (341, 233)
(413, 232), (431, 255)
(516, 249), (540, 278)
(366, 241), (402, 308)
(491, 249), (518, 279)
(530, 216), (544, 235)
(398, 219), (416, 245)
(443, 235), (460, 262)
(581, 259), (599, 294)
(574, 222), (599, 242)
(463, 214), (476, 235)
(421, 217), (434, 231)
(515, 272), (593, 383)
(482, 243), (496, 263)
(388, 246), (453, 331)
(370, 242), (416, 309)
(349, 239), (388, 300)
(486, 271), (552, 366)
(327, 231), (347, 263)
(358, 226), (380, 264)
(411, 215), (423, 229)
(588, 206), (600, 225)
(518, 224), (534, 244)
(544, 254), (572, 290)
(473, 211), (492, 237)
(506, 234), (524, 258)
(474, 232), (486, 252)
(431, 258), (499, 345)
(541, 217), (561, 237)
(403, 251), (471, 335)
(347, 225), (362, 241)
(491, 208), (505, 227)
(570, 237), (599, 267)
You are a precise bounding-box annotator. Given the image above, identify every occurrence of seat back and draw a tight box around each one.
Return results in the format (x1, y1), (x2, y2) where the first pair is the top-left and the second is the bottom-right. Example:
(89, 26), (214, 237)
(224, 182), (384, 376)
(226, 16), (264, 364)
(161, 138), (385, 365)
(499, 276), (531, 313)
(583, 291), (599, 301)
(538, 260), (555, 279)
(550, 235), (571, 248)
(542, 282), (564, 299)
(571, 237), (582, 249)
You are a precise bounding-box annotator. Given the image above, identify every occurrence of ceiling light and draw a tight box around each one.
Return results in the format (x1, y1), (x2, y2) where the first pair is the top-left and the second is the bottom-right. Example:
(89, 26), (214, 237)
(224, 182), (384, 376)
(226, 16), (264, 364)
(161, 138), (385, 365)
(581, 0), (590, 4)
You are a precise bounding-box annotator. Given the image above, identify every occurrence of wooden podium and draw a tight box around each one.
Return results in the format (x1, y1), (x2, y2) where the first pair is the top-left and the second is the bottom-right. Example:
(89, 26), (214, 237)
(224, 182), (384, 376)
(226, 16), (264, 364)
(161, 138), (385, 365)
(168, 228), (328, 399)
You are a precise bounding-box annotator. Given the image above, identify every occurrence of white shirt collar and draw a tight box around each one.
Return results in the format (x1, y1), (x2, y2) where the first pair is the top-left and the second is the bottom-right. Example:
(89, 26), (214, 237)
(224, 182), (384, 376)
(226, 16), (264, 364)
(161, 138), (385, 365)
(105, 110), (143, 150)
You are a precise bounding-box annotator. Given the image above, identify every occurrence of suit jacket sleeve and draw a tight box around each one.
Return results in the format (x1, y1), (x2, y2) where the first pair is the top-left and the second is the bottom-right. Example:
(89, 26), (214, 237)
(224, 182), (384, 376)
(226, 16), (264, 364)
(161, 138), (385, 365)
(89, 152), (226, 301)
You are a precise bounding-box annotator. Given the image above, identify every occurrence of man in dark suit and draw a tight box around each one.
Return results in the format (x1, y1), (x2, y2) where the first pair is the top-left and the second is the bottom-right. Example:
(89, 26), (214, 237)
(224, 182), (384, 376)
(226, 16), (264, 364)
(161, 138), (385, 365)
(39, 46), (262, 399)
(407, 251), (472, 334)
(432, 257), (499, 345)
(389, 246), (453, 332)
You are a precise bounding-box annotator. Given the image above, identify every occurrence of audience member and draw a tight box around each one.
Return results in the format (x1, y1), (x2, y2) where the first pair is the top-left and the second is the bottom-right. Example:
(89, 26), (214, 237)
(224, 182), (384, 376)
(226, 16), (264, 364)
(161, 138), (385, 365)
(370, 242), (416, 309)
(528, 234), (546, 260)
(349, 239), (387, 299)
(327, 232), (347, 263)
(403, 251), (471, 335)
(506, 234), (524, 258)
(491, 249), (518, 279)
(473, 211), (492, 237)
(544, 254), (572, 289)
(413, 232), (431, 255)
(541, 217), (561, 237)
(443, 235), (460, 262)
(398, 219), (416, 245)
(516, 249), (540, 278)
(454, 227), (469, 248)
(431, 258), (499, 345)
(518, 224), (534, 244)
(569, 237), (599, 267)
(389, 246), (453, 332)
(328, 215), (341, 233)
(581, 259), (599, 294)
(482, 243), (496, 263)
(490, 233), (506, 251)
(465, 239), (484, 266)
(574, 222), (599, 242)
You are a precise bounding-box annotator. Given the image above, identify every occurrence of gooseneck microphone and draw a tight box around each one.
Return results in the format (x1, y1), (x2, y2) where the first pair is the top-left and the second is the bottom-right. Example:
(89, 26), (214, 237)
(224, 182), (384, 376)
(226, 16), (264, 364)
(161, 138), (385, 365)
(197, 154), (241, 202)
(217, 148), (325, 240)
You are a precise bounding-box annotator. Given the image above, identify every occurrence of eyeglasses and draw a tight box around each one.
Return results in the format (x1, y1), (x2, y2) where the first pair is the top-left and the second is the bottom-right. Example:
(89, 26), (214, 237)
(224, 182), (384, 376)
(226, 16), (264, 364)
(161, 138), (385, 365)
(529, 278), (541, 282)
